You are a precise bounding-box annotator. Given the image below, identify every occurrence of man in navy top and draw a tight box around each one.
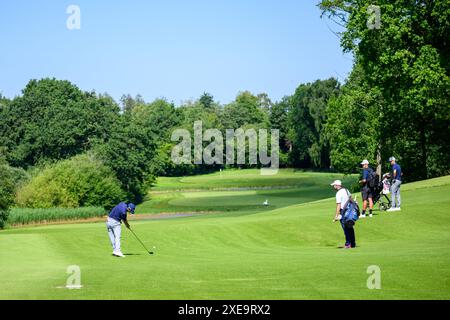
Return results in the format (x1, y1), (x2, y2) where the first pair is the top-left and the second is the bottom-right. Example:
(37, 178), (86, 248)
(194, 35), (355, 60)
(359, 159), (374, 218)
(106, 202), (136, 257)
(387, 157), (402, 211)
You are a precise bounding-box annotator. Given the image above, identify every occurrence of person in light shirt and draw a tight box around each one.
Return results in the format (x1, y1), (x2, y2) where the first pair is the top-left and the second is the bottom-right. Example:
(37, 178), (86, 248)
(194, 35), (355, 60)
(331, 180), (356, 249)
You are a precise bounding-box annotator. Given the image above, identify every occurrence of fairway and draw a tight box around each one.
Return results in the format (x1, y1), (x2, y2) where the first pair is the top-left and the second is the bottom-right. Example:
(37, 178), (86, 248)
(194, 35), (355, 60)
(1, 171), (450, 299)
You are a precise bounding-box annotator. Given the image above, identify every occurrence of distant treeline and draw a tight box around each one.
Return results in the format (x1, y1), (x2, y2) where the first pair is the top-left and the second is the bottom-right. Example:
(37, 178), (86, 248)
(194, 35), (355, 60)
(0, 77), (344, 205)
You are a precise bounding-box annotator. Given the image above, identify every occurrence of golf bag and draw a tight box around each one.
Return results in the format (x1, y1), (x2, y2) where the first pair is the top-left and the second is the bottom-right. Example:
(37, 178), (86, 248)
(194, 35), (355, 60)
(372, 180), (391, 211)
(342, 189), (360, 227)
(366, 168), (379, 189)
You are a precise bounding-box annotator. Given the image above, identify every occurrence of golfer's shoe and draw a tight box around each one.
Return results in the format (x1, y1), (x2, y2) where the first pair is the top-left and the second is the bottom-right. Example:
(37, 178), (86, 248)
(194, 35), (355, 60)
(369, 214), (373, 218)
(386, 208), (395, 212)
(113, 251), (125, 258)
(395, 207), (401, 211)
(360, 214), (366, 218)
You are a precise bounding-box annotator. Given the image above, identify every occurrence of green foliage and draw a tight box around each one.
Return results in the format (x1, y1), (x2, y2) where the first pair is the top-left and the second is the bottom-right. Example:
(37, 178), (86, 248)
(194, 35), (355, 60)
(96, 113), (158, 203)
(120, 94), (145, 113)
(0, 159), (15, 228)
(288, 78), (340, 168)
(178, 101), (221, 130)
(320, 0), (450, 181)
(7, 207), (104, 226)
(16, 153), (125, 210)
(270, 96), (290, 154)
(221, 91), (269, 129)
(325, 67), (380, 173)
(0, 78), (120, 168)
(0, 93), (9, 109)
(199, 92), (215, 109)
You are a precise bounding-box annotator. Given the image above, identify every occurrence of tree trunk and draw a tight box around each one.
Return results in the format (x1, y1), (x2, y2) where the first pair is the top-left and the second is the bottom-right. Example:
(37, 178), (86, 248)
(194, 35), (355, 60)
(376, 144), (382, 176)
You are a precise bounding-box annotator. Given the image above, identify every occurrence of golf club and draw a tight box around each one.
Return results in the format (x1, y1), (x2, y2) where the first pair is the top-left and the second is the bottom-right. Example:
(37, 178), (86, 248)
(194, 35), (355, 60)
(129, 228), (154, 255)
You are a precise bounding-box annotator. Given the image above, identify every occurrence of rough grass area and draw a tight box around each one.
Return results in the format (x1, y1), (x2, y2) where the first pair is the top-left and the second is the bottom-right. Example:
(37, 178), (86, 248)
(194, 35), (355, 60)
(7, 207), (105, 226)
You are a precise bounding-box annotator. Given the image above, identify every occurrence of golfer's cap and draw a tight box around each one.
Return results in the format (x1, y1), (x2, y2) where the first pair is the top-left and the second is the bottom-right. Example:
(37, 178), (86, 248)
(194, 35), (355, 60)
(330, 180), (342, 187)
(361, 159), (369, 165)
(389, 156), (396, 162)
(128, 203), (136, 214)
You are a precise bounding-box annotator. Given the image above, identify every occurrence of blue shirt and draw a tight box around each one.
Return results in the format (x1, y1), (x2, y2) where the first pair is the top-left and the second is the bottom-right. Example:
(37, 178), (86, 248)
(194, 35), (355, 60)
(108, 202), (128, 222)
(362, 167), (374, 181)
(391, 163), (402, 181)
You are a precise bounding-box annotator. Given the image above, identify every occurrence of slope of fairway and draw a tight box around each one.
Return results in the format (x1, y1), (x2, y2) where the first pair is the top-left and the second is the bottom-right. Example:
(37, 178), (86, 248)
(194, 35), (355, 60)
(1, 174), (450, 299)
(137, 169), (357, 215)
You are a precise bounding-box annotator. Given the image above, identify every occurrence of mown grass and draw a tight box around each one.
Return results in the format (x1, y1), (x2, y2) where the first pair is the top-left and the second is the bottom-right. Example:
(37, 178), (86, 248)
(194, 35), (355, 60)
(150, 168), (358, 192)
(138, 169), (358, 214)
(1, 173), (449, 299)
(7, 207), (105, 226)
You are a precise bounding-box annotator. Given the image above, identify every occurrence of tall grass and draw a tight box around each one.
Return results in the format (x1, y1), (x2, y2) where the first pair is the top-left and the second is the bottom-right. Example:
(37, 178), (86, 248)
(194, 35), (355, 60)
(8, 207), (106, 226)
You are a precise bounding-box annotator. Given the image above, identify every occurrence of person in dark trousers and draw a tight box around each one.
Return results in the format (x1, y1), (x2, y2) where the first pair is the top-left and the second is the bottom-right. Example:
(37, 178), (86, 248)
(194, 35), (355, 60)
(106, 202), (136, 257)
(359, 159), (374, 218)
(387, 157), (402, 211)
(331, 180), (356, 249)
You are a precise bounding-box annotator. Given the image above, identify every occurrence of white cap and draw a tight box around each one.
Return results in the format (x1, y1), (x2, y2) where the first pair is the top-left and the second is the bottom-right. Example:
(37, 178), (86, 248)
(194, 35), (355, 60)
(361, 159), (369, 165)
(389, 156), (396, 162)
(330, 180), (342, 186)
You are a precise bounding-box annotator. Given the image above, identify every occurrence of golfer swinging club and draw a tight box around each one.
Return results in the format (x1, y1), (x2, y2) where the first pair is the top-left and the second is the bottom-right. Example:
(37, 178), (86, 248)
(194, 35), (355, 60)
(106, 202), (136, 257)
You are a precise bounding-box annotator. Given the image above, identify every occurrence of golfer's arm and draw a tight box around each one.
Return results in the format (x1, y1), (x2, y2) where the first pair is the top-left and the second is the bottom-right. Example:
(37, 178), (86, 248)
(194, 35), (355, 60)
(124, 219), (130, 229)
(393, 169), (397, 179)
(335, 203), (341, 220)
(360, 173), (367, 184)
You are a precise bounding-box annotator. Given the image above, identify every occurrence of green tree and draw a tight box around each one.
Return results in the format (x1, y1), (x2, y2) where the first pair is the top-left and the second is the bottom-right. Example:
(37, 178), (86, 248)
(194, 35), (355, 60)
(0, 79), (120, 168)
(320, 0), (450, 180)
(0, 93), (9, 109)
(325, 67), (380, 173)
(288, 78), (340, 168)
(96, 111), (158, 203)
(199, 92), (215, 109)
(269, 96), (290, 166)
(221, 91), (269, 129)
(131, 99), (181, 140)
(120, 94), (145, 113)
(257, 93), (273, 116)
(0, 152), (18, 228)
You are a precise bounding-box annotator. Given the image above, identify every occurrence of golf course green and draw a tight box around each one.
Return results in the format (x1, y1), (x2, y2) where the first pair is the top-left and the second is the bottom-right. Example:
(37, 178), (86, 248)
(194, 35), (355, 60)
(1, 169), (450, 299)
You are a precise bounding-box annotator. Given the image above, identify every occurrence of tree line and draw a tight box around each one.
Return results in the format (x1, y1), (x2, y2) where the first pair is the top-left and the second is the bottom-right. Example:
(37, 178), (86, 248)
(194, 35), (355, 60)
(0, 77), (343, 216)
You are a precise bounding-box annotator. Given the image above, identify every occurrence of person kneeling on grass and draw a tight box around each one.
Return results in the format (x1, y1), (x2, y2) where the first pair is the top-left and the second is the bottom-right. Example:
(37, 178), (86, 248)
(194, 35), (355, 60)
(106, 202), (136, 257)
(331, 180), (356, 249)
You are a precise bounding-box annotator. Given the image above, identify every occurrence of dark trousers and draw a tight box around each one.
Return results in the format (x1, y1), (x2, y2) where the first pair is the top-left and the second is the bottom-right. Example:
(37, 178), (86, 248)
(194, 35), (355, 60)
(340, 220), (356, 247)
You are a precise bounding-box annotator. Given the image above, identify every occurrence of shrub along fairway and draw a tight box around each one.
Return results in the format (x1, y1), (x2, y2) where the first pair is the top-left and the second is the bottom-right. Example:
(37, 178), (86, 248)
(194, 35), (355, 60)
(7, 207), (105, 226)
(1, 170), (450, 299)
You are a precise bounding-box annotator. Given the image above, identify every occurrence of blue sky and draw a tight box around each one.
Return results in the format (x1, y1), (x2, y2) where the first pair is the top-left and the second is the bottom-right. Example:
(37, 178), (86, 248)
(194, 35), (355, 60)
(0, 0), (353, 105)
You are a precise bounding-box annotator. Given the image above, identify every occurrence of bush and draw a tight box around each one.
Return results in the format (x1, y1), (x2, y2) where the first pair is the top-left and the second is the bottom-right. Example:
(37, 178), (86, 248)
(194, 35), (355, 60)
(0, 161), (18, 228)
(16, 153), (125, 210)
